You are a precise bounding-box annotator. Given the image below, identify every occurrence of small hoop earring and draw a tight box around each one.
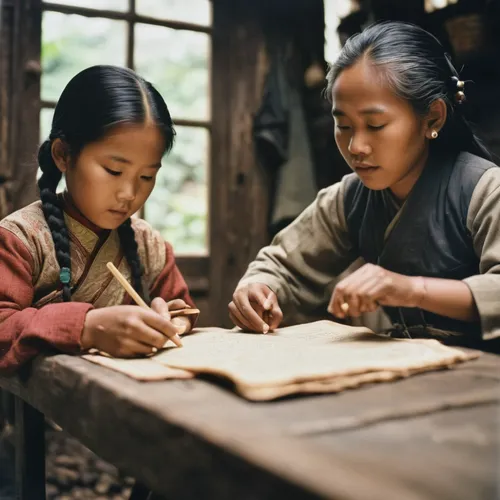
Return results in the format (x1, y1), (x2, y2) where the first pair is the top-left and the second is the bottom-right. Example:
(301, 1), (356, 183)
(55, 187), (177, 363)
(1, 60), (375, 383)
(430, 130), (438, 139)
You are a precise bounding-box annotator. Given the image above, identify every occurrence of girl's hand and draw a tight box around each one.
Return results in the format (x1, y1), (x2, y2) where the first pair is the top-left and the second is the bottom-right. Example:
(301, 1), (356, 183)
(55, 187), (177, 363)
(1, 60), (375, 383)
(229, 283), (283, 333)
(81, 304), (183, 357)
(152, 297), (192, 335)
(328, 264), (426, 318)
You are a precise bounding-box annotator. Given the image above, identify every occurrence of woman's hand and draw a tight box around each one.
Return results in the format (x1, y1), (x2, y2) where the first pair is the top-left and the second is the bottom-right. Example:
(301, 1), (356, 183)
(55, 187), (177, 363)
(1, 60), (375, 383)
(81, 303), (183, 356)
(328, 263), (425, 318)
(229, 283), (283, 333)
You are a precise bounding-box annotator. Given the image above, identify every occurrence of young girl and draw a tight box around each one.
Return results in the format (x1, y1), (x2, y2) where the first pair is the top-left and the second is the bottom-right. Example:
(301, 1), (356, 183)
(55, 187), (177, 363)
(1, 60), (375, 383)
(0, 65), (198, 373)
(230, 21), (500, 351)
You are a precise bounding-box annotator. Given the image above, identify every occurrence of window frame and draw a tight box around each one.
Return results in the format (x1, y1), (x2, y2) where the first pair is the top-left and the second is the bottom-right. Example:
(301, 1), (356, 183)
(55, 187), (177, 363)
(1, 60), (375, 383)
(40, 0), (212, 293)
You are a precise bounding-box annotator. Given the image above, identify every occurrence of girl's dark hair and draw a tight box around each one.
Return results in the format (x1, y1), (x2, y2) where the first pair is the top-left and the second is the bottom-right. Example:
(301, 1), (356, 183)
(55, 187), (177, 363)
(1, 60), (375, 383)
(38, 65), (175, 302)
(325, 21), (491, 162)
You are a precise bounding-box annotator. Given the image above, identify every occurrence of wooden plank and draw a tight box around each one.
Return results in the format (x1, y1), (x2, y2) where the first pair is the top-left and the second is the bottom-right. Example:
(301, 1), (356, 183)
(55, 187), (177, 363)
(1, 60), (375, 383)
(0, 353), (450, 500)
(14, 396), (46, 500)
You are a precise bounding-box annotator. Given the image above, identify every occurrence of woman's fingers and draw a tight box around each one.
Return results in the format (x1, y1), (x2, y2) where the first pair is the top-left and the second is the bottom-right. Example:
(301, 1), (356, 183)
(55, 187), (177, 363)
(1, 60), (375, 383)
(330, 265), (379, 317)
(266, 296), (283, 331)
(229, 284), (283, 333)
(228, 302), (253, 331)
(233, 291), (269, 333)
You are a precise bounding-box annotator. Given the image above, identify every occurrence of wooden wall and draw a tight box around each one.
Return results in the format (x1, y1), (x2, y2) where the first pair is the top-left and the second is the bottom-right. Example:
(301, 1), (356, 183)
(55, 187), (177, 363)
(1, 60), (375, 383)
(207, 0), (327, 326)
(0, 0), (41, 219)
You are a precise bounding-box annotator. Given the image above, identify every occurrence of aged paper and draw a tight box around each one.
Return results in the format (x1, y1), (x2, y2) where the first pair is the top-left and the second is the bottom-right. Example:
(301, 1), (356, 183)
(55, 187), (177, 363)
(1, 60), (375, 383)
(82, 321), (478, 400)
(82, 354), (194, 380)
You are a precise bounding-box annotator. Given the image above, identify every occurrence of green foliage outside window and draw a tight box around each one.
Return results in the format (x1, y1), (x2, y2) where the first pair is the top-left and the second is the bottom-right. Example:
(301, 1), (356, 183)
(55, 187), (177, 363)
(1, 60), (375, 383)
(40, 5), (210, 254)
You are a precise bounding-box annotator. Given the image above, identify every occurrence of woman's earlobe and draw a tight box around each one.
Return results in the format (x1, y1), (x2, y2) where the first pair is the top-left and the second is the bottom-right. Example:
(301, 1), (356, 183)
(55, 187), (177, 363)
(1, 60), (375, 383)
(426, 98), (447, 136)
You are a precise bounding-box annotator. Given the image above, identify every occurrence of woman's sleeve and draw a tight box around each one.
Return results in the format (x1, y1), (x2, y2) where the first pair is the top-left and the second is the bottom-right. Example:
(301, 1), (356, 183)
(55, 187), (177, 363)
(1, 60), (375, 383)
(237, 178), (357, 317)
(463, 168), (500, 341)
(0, 228), (92, 374)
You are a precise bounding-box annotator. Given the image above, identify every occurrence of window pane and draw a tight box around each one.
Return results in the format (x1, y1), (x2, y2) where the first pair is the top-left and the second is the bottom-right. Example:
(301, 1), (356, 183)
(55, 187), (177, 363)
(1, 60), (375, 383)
(136, 0), (211, 26)
(40, 108), (54, 144)
(135, 24), (210, 121)
(43, 0), (128, 11)
(42, 12), (127, 102)
(37, 107), (54, 181)
(144, 126), (208, 255)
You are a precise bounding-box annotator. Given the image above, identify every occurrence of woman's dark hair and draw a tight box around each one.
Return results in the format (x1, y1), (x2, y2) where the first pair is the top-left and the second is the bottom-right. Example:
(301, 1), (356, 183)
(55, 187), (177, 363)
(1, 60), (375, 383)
(325, 21), (491, 162)
(38, 65), (175, 302)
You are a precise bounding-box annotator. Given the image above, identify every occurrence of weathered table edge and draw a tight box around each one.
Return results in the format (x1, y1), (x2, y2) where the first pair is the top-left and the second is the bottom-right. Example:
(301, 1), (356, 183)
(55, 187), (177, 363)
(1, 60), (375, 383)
(0, 353), (434, 500)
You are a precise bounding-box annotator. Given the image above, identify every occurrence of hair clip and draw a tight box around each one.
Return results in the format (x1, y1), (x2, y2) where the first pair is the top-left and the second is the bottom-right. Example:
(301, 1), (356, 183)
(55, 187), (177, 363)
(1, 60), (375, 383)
(455, 91), (466, 104)
(451, 76), (466, 103)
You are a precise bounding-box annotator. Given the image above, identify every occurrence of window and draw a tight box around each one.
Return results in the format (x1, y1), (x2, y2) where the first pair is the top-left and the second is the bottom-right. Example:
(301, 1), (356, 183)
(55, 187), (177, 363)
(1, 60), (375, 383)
(40, 0), (212, 255)
(324, 0), (358, 64)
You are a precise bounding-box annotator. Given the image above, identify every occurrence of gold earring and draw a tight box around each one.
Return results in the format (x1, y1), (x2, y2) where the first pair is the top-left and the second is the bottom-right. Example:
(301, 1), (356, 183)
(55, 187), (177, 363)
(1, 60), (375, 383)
(431, 130), (438, 139)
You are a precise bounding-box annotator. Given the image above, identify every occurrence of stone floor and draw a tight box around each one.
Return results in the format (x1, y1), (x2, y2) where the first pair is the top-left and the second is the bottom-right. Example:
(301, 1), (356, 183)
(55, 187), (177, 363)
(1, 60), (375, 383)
(45, 426), (134, 500)
(0, 422), (136, 500)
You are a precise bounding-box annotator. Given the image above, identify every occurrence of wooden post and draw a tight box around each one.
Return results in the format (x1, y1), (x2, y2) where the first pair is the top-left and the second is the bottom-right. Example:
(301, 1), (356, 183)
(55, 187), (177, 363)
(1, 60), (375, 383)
(209, 0), (271, 327)
(14, 396), (46, 500)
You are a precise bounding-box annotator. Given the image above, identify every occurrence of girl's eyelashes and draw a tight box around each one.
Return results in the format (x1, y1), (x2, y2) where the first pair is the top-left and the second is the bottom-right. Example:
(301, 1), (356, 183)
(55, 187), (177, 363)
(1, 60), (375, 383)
(103, 167), (154, 181)
(104, 167), (122, 176)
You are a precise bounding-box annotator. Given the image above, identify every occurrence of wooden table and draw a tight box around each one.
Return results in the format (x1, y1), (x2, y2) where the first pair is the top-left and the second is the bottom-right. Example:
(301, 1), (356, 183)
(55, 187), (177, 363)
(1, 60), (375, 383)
(1, 351), (499, 500)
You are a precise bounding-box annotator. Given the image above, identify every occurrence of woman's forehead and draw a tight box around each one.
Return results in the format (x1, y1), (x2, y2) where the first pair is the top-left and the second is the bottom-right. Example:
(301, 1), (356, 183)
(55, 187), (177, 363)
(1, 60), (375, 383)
(331, 60), (406, 113)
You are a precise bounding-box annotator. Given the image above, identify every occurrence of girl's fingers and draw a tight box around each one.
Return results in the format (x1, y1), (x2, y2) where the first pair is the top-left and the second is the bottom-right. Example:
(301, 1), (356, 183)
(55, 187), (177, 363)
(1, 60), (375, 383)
(130, 321), (174, 349)
(151, 297), (171, 321)
(166, 298), (190, 311)
(171, 317), (190, 335)
(139, 309), (182, 347)
(115, 338), (157, 358)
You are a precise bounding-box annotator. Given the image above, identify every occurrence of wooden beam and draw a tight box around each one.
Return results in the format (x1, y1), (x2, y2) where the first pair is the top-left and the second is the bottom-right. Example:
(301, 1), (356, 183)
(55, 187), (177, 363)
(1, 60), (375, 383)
(41, 101), (212, 130)
(126, 0), (136, 70)
(42, 2), (212, 34)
